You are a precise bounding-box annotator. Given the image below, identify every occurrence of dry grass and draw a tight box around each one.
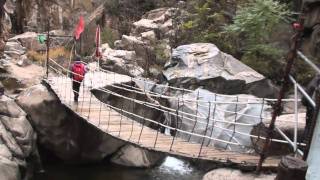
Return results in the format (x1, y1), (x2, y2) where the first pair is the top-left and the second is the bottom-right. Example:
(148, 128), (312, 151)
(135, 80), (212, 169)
(27, 47), (71, 64)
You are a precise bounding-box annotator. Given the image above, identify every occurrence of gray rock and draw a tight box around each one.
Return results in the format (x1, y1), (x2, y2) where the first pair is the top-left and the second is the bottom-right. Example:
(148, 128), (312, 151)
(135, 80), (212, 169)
(115, 35), (144, 51)
(0, 96), (36, 180)
(0, 9), (12, 58)
(133, 19), (158, 35)
(142, 8), (169, 21)
(111, 144), (165, 168)
(203, 168), (275, 180)
(101, 45), (144, 77)
(3, 51), (23, 60)
(133, 8), (177, 36)
(0, 157), (20, 180)
(8, 32), (45, 52)
(141, 31), (157, 43)
(16, 55), (31, 67)
(163, 43), (277, 98)
(16, 84), (126, 162)
(4, 41), (26, 54)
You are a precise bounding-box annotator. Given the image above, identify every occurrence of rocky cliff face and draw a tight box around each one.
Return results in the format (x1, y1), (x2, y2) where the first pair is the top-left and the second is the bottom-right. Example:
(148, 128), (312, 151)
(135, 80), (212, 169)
(10, 0), (99, 32)
(301, 0), (320, 59)
(0, 95), (38, 180)
(0, 0), (12, 58)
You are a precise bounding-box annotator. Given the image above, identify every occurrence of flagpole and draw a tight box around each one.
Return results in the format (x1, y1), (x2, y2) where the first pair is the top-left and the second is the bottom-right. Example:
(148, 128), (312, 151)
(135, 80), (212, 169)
(96, 25), (101, 71)
(79, 33), (82, 55)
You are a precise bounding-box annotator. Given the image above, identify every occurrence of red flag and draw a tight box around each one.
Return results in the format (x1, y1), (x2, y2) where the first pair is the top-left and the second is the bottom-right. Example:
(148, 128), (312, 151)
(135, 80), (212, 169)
(95, 25), (101, 57)
(74, 16), (85, 40)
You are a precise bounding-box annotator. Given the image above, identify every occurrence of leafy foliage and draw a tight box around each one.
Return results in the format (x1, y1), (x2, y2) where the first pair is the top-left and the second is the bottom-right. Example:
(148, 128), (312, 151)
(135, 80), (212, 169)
(224, 0), (291, 81)
(177, 0), (245, 55)
(224, 0), (290, 52)
(101, 27), (119, 49)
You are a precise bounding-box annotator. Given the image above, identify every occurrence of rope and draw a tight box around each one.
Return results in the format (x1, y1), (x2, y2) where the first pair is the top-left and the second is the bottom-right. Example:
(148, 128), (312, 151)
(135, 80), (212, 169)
(47, 58), (307, 152)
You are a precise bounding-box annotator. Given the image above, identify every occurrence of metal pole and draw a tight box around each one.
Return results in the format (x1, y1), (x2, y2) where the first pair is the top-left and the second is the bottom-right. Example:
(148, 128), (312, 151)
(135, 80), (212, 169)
(294, 83), (299, 155)
(198, 102), (212, 157)
(207, 94), (217, 146)
(256, 16), (305, 172)
(79, 33), (82, 55)
(119, 100), (124, 137)
(170, 99), (180, 151)
(138, 109), (146, 144)
(46, 20), (50, 78)
(226, 97), (238, 150)
(306, 91), (320, 179)
(303, 90), (320, 160)
(188, 91), (200, 142)
(129, 97), (135, 141)
(98, 101), (102, 127)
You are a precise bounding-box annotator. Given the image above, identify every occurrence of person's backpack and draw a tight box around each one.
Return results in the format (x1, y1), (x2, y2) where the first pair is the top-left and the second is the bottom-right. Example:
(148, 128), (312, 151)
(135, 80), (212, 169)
(72, 63), (85, 82)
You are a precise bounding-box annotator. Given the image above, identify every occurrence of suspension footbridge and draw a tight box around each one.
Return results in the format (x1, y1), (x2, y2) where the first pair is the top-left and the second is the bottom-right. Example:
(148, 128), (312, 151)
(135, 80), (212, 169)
(44, 58), (310, 170)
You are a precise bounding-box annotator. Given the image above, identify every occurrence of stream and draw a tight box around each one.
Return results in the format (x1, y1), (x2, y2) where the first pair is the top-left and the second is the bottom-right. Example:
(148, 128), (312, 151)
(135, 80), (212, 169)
(35, 157), (205, 180)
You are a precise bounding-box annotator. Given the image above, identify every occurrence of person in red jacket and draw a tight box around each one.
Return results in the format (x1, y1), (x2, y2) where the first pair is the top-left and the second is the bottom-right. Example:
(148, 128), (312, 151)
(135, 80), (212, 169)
(70, 56), (87, 102)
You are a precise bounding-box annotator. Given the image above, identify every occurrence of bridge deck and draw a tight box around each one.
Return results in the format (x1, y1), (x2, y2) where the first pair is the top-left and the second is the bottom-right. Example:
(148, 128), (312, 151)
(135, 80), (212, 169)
(47, 73), (280, 169)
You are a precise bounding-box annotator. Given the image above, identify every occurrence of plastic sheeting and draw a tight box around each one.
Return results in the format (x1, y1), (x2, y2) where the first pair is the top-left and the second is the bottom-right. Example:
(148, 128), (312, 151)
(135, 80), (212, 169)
(167, 88), (272, 153)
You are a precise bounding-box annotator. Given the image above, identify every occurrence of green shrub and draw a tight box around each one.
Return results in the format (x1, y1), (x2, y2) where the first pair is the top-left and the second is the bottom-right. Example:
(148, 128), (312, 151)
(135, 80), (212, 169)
(224, 0), (291, 48)
(223, 0), (291, 82)
(154, 41), (171, 66)
(101, 27), (119, 48)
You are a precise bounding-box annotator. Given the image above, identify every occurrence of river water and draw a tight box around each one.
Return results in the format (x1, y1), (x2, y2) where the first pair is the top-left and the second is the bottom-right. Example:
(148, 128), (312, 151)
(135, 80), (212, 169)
(35, 157), (205, 180)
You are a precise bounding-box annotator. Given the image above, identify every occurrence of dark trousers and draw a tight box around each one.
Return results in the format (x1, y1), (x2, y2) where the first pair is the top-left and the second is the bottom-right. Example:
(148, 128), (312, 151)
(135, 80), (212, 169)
(72, 80), (81, 102)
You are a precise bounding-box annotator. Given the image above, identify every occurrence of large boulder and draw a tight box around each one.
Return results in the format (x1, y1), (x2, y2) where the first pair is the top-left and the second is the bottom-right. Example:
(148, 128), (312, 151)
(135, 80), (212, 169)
(8, 32), (44, 52)
(301, 1), (320, 58)
(0, 95), (36, 180)
(101, 44), (144, 77)
(4, 41), (26, 60)
(303, 2), (320, 29)
(16, 84), (126, 162)
(163, 43), (278, 98)
(111, 144), (165, 168)
(0, 157), (20, 180)
(2, 62), (44, 93)
(0, 2), (12, 58)
(203, 168), (275, 180)
(8, 31), (68, 52)
(131, 7), (178, 37)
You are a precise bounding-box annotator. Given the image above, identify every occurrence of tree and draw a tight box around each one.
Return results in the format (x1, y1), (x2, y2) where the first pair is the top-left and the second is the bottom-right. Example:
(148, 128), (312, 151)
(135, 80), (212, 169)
(224, 0), (292, 81)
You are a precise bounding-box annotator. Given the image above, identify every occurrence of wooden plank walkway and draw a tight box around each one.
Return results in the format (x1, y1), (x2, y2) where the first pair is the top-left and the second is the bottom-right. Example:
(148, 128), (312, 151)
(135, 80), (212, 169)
(47, 72), (281, 169)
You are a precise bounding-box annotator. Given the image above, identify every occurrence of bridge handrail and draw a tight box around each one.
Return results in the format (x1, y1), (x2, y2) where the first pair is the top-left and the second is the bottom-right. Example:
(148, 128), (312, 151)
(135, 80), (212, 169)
(48, 64), (306, 147)
(297, 51), (320, 75)
(48, 59), (303, 129)
(50, 61), (277, 126)
(73, 59), (299, 102)
(98, 65), (297, 102)
(48, 57), (308, 155)
(49, 59), (280, 122)
(94, 86), (306, 146)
